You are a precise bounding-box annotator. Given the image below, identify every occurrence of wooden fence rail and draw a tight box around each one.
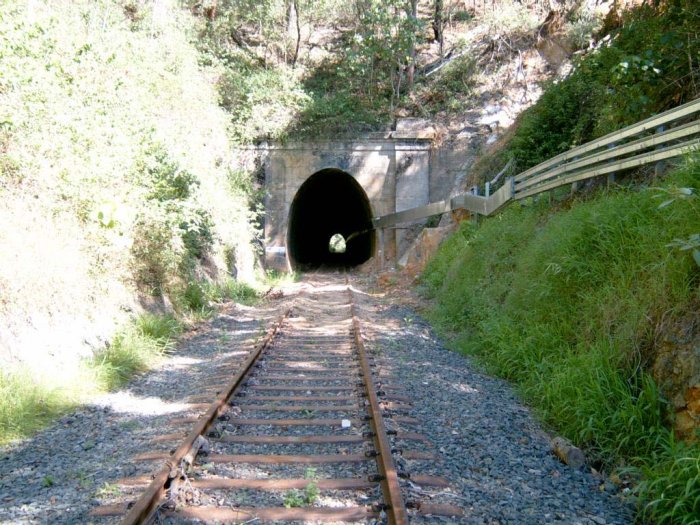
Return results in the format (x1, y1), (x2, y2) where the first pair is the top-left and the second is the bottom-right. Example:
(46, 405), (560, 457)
(372, 97), (700, 229)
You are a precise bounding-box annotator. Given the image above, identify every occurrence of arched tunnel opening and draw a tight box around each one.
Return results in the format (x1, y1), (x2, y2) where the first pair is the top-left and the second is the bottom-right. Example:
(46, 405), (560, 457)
(287, 169), (375, 271)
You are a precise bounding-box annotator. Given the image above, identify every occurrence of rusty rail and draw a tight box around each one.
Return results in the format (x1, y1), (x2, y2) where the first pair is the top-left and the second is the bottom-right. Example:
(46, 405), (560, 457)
(349, 287), (408, 525)
(90, 275), (460, 524)
(119, 308), (290, 525)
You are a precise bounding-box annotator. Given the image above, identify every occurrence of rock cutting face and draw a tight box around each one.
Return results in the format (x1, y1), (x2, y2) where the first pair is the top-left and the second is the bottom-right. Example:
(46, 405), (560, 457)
(287, 169), (375, 270)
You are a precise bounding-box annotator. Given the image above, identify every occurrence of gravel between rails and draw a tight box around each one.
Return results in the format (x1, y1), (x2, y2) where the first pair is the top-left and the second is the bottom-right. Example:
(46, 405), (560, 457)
(0, 300), (285, 525)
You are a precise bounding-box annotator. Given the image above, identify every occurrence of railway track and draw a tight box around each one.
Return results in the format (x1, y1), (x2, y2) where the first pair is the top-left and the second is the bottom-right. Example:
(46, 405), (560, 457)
(92, 274), (462, 523)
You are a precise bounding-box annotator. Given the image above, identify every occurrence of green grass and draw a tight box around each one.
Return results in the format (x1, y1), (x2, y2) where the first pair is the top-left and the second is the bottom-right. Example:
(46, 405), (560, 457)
(634, 433), (700, 524)
(90, 314), (180, 390)
(264, 269), (299, 288)
(421, 157), (700, 523)
(135, 312), (182, 343)
(0, 311), (183, 444)
(0, 371), (75, 445)
(205, 278), (259, 305)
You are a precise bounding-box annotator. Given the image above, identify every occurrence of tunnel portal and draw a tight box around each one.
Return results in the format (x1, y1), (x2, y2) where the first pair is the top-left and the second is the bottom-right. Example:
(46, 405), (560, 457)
(287, 169), (375, 270)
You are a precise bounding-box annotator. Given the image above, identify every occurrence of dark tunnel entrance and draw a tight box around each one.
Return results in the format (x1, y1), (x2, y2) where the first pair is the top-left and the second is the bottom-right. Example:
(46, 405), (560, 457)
(287, 169), (375, 270)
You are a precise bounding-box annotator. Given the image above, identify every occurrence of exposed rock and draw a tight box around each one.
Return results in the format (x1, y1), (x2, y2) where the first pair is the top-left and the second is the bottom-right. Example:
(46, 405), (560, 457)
(398, 225), (456, 278)
(652, 312), (700, 440)
(552, 436), (587, 469)
(392, 118), (436, 140)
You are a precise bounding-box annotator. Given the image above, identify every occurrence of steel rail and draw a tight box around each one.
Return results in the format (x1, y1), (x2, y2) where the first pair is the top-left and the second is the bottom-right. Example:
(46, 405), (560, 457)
(107, 276), (441, 523)
(348, 284), (409, 525)
(119, 308), (290, 525)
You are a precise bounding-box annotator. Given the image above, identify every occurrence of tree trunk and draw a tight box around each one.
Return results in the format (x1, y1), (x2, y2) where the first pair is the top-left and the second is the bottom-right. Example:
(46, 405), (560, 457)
(205, 0), (217, 21)
(406, 0), (418, 89)
(433, 0), (444, 58)
(286, 0), (301, 67)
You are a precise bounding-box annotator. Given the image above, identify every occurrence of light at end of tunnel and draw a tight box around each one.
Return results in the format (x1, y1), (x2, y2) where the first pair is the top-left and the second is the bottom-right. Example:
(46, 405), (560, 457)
(328, 233), (347, 254)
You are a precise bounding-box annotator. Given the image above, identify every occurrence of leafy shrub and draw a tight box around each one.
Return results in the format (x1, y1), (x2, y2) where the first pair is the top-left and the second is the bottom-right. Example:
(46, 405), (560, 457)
(565, 6), (603, 51)
(178, 207), (215, 261)
(218, 59), (310, 143)
(502, 2), (700, 172)
(137, 144), (199, 202)
(130, 209), (181, 294)
(130, 144), (218, 294)
(505, 60), (605, 170)
(292, 88), (386, 137)
(178, 281), (209, 312)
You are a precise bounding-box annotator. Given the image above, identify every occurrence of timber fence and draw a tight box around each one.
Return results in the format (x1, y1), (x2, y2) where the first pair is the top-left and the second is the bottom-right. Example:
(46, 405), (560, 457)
(373, 97), (700, 230)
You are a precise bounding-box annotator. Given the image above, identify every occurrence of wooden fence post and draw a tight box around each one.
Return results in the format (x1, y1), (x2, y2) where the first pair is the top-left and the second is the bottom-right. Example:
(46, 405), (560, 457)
(570, 157), (580, 195)
(607, 142), (617, 187)
(655, 125), (666, 178)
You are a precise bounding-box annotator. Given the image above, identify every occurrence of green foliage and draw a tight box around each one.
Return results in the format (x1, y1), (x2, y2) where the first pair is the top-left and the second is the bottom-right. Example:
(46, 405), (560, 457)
(134, 312), (182, 343)
(217, 59), (310, 143)
(0, 371), (73, 445)
(635, 434), (700, 525)
(282, 482), (319, 508)
(95, 482), (122, 498)
(205, 278), (259, 305)
(190, 0), (428, 140)
(92, 324), (174, 390)
(292, 81), (386, 137)
(0, 0), (257, 446)
(506, 67), (601, 170)
(130, 209), (181, 295)
(343, 0), (423, 96)
(654, 182), (700, 267)
(422, 158), (700, 521)
(503, 1), (700, 172)
(417, 54), (477, 114)
(137, 144), (199, 202)
(179, 208), (215, 261)
(177, 281), (209, 313)
(130, 145), (218, 294)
